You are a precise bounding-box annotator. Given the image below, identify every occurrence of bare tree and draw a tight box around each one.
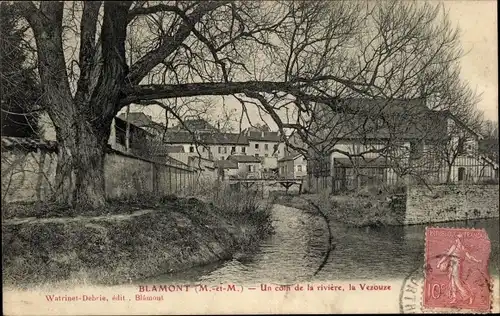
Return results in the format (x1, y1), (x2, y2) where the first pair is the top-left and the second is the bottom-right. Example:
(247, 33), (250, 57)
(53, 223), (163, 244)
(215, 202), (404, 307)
(8, 0), (467, 208)
(424, 71), (484, 183)
(479, 119), (499, 163)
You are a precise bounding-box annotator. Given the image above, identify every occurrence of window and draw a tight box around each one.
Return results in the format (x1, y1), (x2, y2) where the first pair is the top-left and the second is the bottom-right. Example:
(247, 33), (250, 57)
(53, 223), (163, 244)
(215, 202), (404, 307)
(218, 147), (222, 154)
(221, 156), (224, 160)
(241, 146), (246, 153)
(189, 146), (195, 153)
(297, 165), (302, 172)
(248, 165), (253, 172)
(231, 146), (236, 153)
(202, 147), (205, 152)
(255, 144), (259, 149)
(223, 147), (227, 154)
(264, 144), (269, 150)
(273, 144), (278, 152)
(255, 154), (259, 157)
(265, 154), (268, 157)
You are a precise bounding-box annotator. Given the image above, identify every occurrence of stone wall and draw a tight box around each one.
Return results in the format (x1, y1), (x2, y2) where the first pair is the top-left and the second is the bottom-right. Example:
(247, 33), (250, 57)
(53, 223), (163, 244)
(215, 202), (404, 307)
(1, 149), (58, 203)
(104, 152), (156, 199)
(405, 184), (500, 225)
(1, 146), (197, 204)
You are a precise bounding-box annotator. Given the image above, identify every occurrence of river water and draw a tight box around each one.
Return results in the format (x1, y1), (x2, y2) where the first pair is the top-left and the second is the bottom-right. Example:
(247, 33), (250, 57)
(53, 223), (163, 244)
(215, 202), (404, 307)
(146, 204), (499, 285)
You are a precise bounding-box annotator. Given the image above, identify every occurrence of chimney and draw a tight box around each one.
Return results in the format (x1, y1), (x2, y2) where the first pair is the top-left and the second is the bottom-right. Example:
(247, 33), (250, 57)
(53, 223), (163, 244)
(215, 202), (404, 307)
(261, 131), (265, 138)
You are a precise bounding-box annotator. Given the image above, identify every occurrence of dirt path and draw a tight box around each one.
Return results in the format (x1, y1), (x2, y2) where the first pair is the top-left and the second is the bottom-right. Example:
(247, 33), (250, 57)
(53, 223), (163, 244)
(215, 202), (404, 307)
(2, 209), (156, 226)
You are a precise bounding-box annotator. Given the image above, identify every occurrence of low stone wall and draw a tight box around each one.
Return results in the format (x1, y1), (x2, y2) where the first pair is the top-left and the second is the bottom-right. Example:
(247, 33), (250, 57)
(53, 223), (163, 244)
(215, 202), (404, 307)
(405, 184), (500, 225)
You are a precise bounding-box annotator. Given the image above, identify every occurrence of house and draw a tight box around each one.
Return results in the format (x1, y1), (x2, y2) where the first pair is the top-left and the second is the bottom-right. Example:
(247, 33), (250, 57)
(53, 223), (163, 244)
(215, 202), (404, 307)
(215, 159), (239, 180)
(226, 154), (262, 179)
(109, 116), (155, 156)
(162, 130), (249, 161)
(305, 98), (498, 192)
(244, 130), (285, 159)
(278, 152), (307, 179)
(241, 130), (286, 178)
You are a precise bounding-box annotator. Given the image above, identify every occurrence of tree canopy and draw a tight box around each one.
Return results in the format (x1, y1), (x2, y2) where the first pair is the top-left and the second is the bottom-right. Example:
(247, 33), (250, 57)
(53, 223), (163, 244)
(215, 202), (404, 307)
(0, 2), (41, 138)
(7, 0), (483, 208)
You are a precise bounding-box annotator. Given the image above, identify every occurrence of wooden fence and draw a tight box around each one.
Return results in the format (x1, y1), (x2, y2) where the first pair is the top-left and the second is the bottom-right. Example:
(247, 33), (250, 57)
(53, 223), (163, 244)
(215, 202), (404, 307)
(305, 155), (498, 194)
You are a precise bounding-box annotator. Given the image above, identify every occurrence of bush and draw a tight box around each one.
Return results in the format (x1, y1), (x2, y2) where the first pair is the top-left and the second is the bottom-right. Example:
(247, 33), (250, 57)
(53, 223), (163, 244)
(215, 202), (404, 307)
(478, 178), (499, 185)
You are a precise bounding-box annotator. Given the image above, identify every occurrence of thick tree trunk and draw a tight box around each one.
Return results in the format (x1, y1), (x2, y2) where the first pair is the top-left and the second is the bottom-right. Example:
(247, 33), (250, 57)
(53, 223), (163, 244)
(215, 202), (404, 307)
(53, 128), (76, 205)
(73, 121), (108, 208)
(53, 116), (112, 209)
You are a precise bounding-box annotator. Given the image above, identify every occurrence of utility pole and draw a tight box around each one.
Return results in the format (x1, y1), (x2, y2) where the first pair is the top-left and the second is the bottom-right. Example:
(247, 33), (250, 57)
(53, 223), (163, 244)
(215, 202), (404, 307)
(125, 32), (134, 152)
(125, 104), (131, 152)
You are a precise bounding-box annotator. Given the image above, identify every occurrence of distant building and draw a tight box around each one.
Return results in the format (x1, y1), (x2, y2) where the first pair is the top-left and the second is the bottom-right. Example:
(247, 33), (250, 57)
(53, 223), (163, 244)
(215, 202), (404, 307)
(244, 130), (285, 158)
(226, 154), (262, 179)
(278, 152), (307, 179)
(162, 131), (249, 161)
(215, 159), (239, 180)
(306, 98), (499, 193)
(109, 115), (155, 156)
(171, 118), (219, 132)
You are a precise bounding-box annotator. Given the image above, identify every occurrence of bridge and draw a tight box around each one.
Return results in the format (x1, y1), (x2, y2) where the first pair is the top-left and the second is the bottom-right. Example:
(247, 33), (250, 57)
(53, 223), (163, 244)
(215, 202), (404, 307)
(227, 178), (304, 194)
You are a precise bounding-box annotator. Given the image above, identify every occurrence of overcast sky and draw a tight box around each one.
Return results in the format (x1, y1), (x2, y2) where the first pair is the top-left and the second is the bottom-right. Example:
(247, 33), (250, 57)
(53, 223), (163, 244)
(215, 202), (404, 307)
(444, 0), (498, 122)
(127, 0), (498, 130)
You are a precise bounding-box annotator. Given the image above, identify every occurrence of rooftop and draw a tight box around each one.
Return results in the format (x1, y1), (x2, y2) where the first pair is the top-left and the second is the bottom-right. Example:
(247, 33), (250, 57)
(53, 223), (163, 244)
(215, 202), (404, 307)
(1, 136), (58, 152)
(171, 118), (218, 131)
(246, 131), (283, 142)
(215, 159), (239, 169)
(163, 131), (249, 145)
(312, 98), (451, 141)
(228, 155), (261, 163)
(278, 152), (303, 162)
(117, 112), (165, 133)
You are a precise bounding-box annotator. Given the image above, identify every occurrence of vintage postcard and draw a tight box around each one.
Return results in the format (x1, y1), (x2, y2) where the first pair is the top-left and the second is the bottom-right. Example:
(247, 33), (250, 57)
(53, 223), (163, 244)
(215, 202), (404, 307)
(1, 0), (498, 314)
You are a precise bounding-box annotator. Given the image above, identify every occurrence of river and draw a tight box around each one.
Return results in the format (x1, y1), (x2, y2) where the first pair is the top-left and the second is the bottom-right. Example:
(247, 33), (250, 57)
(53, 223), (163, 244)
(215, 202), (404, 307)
(144, 204), (499, 285)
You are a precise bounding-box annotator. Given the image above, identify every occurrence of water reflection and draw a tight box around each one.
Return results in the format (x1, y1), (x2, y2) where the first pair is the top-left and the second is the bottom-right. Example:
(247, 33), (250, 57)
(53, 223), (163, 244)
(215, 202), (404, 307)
(145, 205), (499, 285)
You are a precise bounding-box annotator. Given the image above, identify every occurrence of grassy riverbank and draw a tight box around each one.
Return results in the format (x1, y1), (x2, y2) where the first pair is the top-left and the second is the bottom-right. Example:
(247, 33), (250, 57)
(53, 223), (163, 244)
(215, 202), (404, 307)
(273, 186), (406, 227)
(2, 188), (274, 289)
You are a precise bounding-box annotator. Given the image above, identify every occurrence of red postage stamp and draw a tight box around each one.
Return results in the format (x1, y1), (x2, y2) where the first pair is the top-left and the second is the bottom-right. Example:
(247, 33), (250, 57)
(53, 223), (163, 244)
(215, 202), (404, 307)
(423, 227), (492, 313)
